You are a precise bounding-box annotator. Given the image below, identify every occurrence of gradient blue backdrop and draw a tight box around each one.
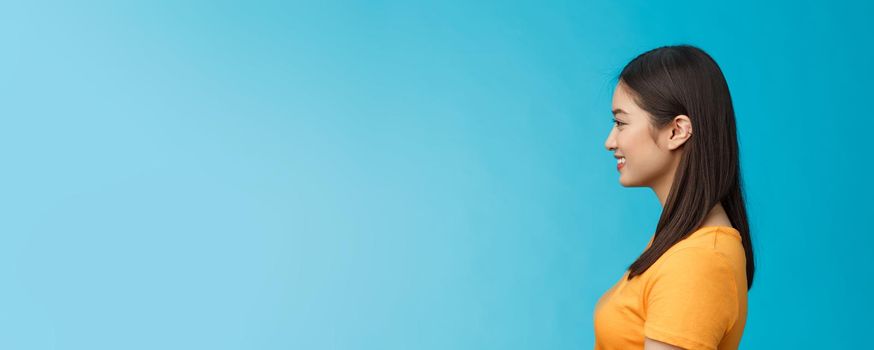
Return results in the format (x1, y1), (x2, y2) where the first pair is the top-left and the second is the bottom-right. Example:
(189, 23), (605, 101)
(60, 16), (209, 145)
(2, 0), (871, 349)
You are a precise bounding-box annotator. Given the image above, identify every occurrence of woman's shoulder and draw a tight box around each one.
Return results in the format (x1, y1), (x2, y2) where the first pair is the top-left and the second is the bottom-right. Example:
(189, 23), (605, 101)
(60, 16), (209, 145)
(663, 226), (744, 262)
(646, 226), (747, 289)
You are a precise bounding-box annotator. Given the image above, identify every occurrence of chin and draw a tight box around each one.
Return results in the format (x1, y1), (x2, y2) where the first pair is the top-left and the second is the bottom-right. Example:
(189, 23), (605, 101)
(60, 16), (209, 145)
(618, 176), (630, 187)
(618, 175), (639, 187)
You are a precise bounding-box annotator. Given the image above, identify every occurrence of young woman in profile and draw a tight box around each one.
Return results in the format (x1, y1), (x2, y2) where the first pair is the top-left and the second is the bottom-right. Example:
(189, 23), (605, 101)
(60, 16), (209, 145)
(593, 45), (755, 350)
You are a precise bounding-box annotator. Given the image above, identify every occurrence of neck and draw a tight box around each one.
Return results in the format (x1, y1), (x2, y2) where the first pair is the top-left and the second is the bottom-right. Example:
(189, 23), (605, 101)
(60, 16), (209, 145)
(700, 202), (732, 227)
(653, 153), (682, 207)
(651, 167), (733, 228)
(652, 172), (675, 207)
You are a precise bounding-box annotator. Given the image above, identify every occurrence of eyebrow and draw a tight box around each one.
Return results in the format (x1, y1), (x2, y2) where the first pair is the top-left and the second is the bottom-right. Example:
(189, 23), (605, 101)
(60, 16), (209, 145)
(612, 108), (628, 115)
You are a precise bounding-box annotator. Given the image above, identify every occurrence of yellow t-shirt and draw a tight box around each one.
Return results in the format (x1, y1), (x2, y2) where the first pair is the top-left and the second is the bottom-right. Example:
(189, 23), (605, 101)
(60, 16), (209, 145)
(593, 226), (748, 350)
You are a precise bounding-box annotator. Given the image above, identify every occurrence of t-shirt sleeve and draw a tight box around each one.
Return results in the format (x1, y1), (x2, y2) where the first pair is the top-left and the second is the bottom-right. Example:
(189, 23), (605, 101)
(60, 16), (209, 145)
(643, 247), (739, 350)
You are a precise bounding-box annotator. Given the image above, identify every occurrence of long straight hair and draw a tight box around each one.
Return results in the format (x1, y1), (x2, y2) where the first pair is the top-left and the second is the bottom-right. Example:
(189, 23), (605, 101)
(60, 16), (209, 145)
(619, 45), (755, 290)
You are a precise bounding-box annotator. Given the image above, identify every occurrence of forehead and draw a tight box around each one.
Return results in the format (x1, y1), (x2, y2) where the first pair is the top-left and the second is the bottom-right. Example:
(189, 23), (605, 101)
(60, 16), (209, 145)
(611, 82), (645, 117)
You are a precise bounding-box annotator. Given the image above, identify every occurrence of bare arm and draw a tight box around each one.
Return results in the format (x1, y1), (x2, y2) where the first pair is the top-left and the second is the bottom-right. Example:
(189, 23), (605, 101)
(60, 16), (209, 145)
(644, 337), (685, 350)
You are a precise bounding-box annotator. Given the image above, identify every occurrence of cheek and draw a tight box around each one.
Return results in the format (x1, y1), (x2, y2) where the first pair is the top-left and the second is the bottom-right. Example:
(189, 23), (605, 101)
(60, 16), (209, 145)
(619, 130), (659, 169)
(617, 130), (642, 155)
(624, 134), (671, 174)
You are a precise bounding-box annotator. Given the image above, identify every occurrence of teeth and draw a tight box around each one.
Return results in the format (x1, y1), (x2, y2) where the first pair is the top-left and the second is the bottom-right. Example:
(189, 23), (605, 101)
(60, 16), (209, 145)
(617, 157), (625, 164)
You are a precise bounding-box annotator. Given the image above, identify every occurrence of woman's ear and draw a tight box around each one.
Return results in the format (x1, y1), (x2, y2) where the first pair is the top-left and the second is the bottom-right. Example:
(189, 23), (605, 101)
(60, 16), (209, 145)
(666, 115), (693, 151)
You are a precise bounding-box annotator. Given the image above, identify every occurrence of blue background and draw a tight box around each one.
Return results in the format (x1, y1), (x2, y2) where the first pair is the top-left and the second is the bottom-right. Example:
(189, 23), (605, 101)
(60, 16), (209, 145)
(2, 0), (871, 348)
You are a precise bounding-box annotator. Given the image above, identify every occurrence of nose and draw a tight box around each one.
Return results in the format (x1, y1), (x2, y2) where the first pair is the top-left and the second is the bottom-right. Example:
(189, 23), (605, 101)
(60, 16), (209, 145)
(604, 128), (617, 152)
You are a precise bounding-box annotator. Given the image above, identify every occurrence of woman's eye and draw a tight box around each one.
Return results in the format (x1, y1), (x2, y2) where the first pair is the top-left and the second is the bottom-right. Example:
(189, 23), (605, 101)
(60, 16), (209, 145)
(613, 119), (624, 127)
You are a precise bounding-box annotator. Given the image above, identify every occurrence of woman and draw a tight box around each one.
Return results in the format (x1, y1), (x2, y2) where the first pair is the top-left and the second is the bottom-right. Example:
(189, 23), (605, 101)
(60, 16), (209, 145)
(594, 45), (755, 350)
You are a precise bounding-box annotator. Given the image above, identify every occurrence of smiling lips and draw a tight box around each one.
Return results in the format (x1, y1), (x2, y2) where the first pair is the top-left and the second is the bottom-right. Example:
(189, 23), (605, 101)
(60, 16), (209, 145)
(617, 157), (625, 171)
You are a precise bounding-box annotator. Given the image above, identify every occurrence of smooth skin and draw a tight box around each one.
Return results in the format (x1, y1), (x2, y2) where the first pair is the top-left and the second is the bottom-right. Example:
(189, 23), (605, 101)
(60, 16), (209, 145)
(604, 82), (733, 349)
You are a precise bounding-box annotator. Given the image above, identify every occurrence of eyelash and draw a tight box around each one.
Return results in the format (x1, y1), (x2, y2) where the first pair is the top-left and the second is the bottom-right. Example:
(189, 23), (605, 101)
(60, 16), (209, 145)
(613, 119), (625, 127)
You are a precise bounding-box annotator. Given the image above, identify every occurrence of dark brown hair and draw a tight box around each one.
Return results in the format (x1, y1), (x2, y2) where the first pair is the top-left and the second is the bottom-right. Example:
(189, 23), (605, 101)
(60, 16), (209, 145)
(619, 44), (755, 290)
